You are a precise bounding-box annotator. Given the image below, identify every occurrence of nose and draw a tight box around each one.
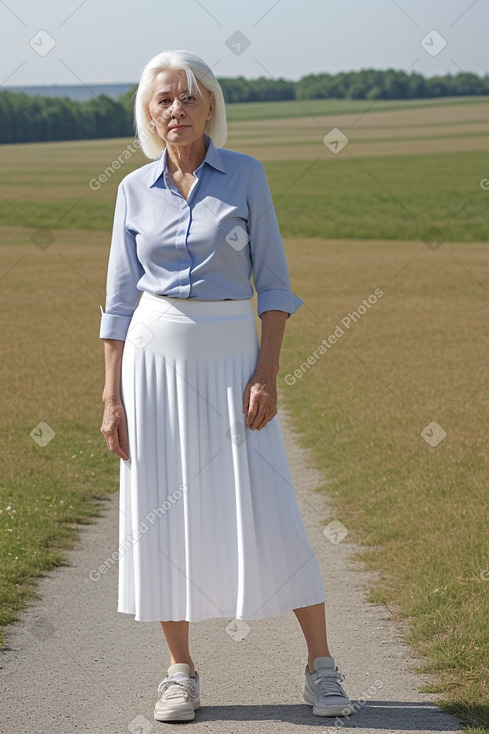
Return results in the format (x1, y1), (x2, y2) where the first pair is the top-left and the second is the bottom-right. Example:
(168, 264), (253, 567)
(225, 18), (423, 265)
(169, 98), (184, 117)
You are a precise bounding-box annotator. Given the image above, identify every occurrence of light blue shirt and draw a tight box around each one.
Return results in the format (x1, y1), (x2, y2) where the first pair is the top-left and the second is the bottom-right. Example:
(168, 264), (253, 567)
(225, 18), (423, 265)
(99, 134), (303, 341)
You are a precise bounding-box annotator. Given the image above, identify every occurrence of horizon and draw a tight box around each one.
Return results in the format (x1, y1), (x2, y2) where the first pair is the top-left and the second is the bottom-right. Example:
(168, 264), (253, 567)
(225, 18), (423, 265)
(3, 64), (489, 91)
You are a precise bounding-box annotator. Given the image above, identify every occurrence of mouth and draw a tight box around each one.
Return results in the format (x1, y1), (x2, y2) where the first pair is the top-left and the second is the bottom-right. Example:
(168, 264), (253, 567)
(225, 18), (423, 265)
(169, 125), (190, 130)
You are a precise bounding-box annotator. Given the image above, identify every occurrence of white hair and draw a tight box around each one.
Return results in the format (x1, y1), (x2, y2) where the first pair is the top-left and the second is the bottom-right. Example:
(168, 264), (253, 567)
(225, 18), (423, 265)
(134, 49), (227, 159)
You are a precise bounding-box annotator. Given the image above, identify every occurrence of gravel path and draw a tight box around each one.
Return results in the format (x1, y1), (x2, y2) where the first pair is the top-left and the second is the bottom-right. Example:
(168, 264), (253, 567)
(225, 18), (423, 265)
(1, 405), (464, 733)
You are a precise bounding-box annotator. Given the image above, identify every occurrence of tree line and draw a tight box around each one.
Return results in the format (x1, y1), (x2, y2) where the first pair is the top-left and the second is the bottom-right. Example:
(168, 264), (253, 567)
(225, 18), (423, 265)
(1, 69), (487, 145)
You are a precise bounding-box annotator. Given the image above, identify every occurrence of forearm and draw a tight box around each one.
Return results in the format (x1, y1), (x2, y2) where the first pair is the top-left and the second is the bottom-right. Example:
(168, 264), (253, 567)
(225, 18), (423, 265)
(102, 338), (125, 401)
(255, 310), (288, 375)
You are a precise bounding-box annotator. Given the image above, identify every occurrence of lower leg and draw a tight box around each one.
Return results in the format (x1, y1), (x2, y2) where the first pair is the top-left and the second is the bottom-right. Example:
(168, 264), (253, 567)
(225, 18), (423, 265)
(293, 602), (332, 673)
(160, 620), (195, 676)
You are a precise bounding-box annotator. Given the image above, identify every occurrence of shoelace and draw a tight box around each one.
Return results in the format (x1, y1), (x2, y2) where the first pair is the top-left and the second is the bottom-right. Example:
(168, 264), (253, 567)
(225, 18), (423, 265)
(314, 670), (346, 699)
(157, 676), (196, 700)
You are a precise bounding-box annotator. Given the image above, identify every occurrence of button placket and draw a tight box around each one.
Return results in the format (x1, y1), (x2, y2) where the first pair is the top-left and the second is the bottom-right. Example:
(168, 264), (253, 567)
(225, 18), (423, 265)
(164, 164), (203, 298)
(176, 199), (192, 297)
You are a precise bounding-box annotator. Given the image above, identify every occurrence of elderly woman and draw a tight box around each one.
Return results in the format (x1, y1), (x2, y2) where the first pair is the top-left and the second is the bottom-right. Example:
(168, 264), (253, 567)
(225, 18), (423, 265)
(100, 50), (352, 723)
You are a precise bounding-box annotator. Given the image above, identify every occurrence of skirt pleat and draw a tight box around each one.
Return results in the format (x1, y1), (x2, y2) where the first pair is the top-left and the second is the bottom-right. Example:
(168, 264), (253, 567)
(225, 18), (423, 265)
(117, 291), (325, 622)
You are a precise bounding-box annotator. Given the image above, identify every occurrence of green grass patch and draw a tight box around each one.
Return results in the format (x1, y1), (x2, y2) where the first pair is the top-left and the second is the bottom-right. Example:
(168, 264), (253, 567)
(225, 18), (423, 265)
(0, 145), (487, 242)
(0, 421), (118, 641)
(225, 95), (488, 121)
(268, 151), (489, 242)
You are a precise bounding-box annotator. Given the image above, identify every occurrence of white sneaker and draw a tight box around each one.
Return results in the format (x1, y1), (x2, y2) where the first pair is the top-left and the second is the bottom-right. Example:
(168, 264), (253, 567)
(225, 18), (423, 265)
(303, 656), (354, 717)
(154, 663), (200, 722)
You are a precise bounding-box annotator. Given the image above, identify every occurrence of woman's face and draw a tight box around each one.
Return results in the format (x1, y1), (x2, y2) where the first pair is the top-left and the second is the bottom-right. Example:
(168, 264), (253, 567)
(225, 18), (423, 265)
(147, 68), (214, 148)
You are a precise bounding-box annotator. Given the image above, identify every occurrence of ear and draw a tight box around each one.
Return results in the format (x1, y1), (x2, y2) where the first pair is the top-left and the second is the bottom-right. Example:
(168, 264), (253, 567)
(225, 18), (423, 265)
(207, 92), (214, 120)
(145, 102), (154, 122)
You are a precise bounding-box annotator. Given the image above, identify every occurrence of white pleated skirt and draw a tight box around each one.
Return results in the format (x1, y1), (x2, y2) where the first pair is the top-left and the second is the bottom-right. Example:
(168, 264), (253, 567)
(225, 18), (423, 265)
(118, 291), (325, 622)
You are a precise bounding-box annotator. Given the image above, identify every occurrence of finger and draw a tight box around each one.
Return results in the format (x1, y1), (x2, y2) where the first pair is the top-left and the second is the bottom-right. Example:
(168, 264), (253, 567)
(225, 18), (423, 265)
(245, 392), (261, 428)
(242, 382), (251, 414)
(118, 419), (130, 461)
(254, 402), (277, 430)
(102, 425), (126, 460)
(111, 441), (128, 461)
(110, 425), (129, 461)
(258, 406), (276, 430)
(247, 396), (269, 430)
(104, 430), (120, 456)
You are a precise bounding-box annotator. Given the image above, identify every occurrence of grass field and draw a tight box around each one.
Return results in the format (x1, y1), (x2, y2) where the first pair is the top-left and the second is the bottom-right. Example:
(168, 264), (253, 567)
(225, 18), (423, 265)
(1, 97), (488, 732)
(1, 98), (488, 240)
(225, 95), (488, 120)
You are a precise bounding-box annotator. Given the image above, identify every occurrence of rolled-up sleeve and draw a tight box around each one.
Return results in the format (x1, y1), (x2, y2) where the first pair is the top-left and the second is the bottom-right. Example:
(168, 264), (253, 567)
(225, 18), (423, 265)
(246, 161), (303, 318)
(99, 181), (144, 340)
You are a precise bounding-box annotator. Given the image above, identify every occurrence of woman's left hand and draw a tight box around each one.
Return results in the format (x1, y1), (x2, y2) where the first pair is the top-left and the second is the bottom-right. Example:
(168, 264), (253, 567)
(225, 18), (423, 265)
(243, 366), (278, 430)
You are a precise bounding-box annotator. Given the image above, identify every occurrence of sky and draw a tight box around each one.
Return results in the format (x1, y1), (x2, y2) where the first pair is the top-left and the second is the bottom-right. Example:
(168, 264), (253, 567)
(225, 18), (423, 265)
(0, 0), (488, 88)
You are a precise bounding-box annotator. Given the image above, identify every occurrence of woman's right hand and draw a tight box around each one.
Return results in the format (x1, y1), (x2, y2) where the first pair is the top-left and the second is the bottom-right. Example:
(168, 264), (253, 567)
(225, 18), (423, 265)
(100, 399), (130, 461)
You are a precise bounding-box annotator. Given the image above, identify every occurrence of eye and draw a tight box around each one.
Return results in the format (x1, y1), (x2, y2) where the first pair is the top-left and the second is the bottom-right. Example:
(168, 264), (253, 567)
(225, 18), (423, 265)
(158, 98), (170, 105)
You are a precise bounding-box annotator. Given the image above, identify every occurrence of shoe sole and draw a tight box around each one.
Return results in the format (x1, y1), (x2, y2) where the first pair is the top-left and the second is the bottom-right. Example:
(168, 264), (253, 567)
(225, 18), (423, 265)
(303, 687), (354, 717)
(154, 701), (200, 721)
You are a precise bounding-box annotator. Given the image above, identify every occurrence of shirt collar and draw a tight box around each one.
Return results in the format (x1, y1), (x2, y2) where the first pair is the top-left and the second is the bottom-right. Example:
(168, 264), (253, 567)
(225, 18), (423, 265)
(148, 133), (226, 187)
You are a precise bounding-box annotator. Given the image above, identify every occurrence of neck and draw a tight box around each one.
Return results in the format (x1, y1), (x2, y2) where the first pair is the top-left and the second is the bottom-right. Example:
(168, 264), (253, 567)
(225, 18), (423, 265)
(166, 136), (207, 175)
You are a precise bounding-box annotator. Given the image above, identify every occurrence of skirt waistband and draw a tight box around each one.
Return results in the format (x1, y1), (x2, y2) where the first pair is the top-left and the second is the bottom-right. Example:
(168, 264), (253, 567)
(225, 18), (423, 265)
(138, 291), (254, 317)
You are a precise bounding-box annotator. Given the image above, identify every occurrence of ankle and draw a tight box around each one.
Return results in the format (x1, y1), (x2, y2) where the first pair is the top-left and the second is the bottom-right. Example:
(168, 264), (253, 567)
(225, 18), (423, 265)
(170, 659), (195, 676)
(308, 653), (332, 673)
